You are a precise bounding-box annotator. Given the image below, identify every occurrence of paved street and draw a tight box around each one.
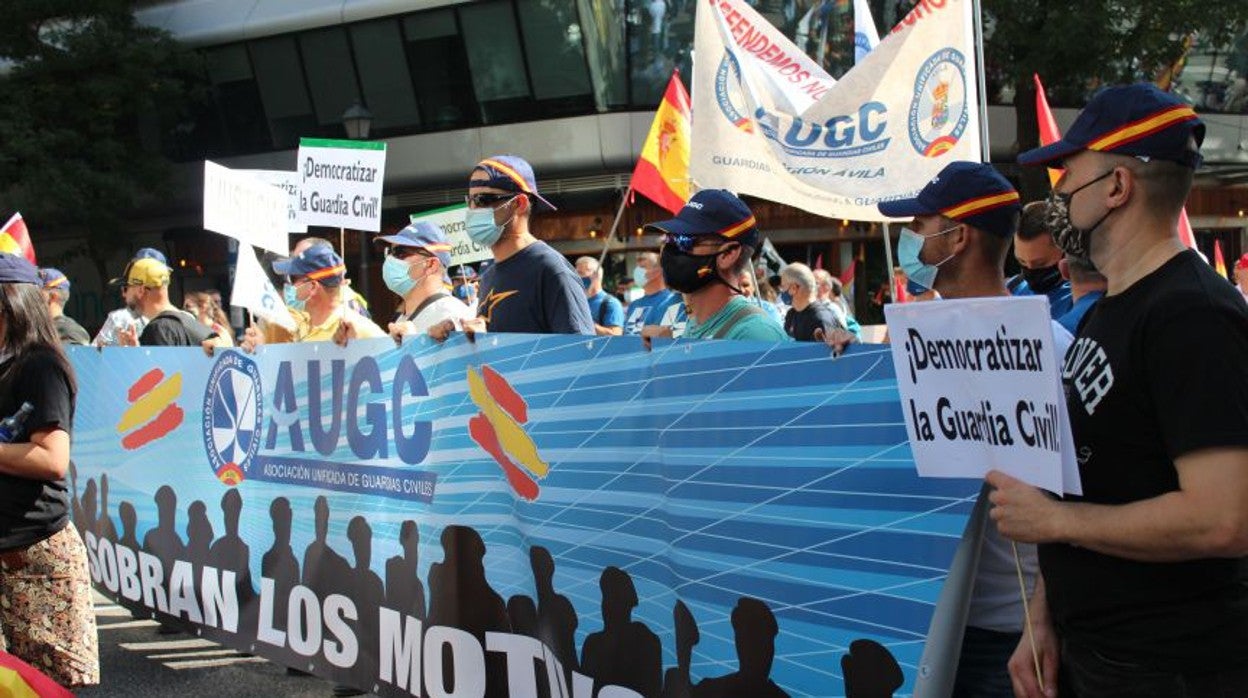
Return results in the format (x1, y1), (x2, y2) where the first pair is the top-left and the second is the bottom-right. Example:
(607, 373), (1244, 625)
(77, 593), (336, 698)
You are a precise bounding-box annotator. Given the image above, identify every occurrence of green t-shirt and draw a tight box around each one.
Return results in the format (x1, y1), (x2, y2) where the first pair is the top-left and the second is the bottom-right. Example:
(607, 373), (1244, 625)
(685, 296), (790, 341)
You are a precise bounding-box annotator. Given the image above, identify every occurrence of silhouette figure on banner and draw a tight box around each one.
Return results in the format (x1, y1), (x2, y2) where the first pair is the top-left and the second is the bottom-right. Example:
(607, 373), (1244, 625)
(580, 566), (662, 698)
(507, 594), (552, 698)
(143, 486), (184, 590)
(841, 639), (902, 698)
(384, 520), (426, 620)
(118, 501), (140, 551)
(97, 473), (118, 541)
(185, 500), (214, 607)
(347, 516), (385, 680)
(302, 496), (351, 598)
(661, 600), (701, 698)
(80, 478), (98, 539)
(691, 597), (789, 698)
(531, 545), (579, 683)
(261, 497), (300, 630)
(208, 489), (257, 636)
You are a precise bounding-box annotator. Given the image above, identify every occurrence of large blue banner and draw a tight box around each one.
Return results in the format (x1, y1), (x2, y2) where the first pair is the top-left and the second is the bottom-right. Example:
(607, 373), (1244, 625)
(69, 336), (978, 697)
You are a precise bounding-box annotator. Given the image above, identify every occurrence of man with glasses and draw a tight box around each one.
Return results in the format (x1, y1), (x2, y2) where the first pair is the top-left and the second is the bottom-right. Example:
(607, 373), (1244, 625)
(93, 247), (165, 347)
(643, 189), (787, 341)
(241, 244), (384, 351)
(430, 156), (593, 340)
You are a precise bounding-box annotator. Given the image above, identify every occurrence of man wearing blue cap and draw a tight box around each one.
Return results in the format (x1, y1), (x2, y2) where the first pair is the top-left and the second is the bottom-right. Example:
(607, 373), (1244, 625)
(878, 160), (1072, 698)
(37, 268), (89, 346)
(92, 247), (165, 347)
(644, 189), (787, 341)
(430, 155), (593, 339)
(988, 84), (1248, 696)
(371, 221), (471, 339)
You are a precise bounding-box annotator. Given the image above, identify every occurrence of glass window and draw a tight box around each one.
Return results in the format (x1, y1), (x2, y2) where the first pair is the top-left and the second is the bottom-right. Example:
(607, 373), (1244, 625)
(249, 36), (316, 149)
(576, 0), (628, 110)
(627, 0), (696, 107)
(402, 10), (480, 131)
(459, 1), (537, 123)
(298, 28), (362, 130)
(203, 45), (269, 155)
(516, 0), (594, 115)
(349, 19), (421, 132)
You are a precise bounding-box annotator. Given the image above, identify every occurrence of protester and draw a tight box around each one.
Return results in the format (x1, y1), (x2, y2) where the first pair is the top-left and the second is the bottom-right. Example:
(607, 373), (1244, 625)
(778, 263), (847, 342)
(741, 270), (786, 325)
(291, 237), (371, 319)
(623, 252), (682, 336)
(575, 257), (624, 336)
(110, 258), (218, 348)
(1054, 255), (1107, 334)
(36, 268), (89, 346)
(451, 265), (480, 316)
(992, 83), (1248, 696)
(643, 190), (787, 341)
(242, 245), (385, 351)
(1009, 202), (1073, 319)
(813, 269), (862, 339)
(92, 247), (165, 347)
(368, 221), (472, 340)
(878, 160), (1071, 698)
(183, 291), (234, 347)
(430, 156), (593, 340)
(0, 253), (99, 688)
(1235, 253), (1248, 303)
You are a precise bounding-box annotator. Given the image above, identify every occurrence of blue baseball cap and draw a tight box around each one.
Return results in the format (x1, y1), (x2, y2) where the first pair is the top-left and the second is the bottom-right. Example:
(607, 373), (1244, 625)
(1019, 83), (1204, 168)
(38, 267), (70, 293)
(0, 253), (40, 285)
(645, 189), (760, 250)
(452, 264), (477, 280)
(135, 247), (167, 265)
(470, 155), (556, 212)
(376, 221), (453, 270)
(877, 161), (1021, 238)
(273, 244), (345, 286)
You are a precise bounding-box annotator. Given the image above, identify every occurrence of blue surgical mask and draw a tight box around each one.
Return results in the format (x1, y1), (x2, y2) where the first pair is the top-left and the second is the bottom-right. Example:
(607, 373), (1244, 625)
(779, 290), (793, 305)
(580, 276), (593, 291)
(283, 283), (307, 312)
(464, 201), (514, 248)
(453, 283), (472, 300)
(382, 256), (419, 298)
(897, 226), (958, 292)
(632, 266), (650, 288)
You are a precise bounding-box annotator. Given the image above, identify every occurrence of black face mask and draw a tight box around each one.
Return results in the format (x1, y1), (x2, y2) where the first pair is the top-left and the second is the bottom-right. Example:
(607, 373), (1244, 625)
(660, 244), (723, 294)
(1020, 264), (1063, 293)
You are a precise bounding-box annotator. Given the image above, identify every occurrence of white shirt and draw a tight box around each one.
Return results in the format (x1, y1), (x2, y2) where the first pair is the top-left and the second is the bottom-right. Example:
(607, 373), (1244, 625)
(93, 308), (148, 347)
(401, 295), (473, 337)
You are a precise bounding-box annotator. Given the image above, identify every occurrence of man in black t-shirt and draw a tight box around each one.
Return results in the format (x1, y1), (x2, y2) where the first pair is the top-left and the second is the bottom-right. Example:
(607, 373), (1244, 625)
(778, 262), (845, 342)
(111, 258), (216, 348)
(990, 83), (1248, 696)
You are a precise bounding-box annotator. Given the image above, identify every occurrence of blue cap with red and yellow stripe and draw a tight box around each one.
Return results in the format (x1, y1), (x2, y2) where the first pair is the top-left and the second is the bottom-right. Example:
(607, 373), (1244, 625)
(877, 161), (1021, 238)
(471, 155), (556, 212)
(644, 189), (760, 250)
(1019, 83), (1204, 168)
(272, 244), (346, 286)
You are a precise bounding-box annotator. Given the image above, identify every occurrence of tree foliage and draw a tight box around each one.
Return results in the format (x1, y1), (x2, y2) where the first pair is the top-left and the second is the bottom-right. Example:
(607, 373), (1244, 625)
(982, 0), (1247, 199)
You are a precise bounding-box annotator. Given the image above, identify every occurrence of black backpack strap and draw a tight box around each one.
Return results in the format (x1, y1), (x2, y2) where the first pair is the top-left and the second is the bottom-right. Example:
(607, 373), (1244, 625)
(711, 303), (765, 340)
(400, 293), (451, 323)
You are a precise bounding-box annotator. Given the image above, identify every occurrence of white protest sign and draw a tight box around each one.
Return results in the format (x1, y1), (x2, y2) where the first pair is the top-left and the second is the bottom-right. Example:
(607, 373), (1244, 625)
(203, 161), (289, 256)
(231, 243), (295, 331)
(296, 138), (386, 231)
(885, 297), (1080, 495)
(240, 169), (306, 233)
(692, 0), (982, 221)
(409, 204), (491, 267)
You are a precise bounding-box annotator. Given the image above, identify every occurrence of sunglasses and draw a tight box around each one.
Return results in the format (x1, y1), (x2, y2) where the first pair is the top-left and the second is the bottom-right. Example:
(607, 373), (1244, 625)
(465, 192), (517, 209)
(662, 233), (731, 254)
(384, 246), (430, 261)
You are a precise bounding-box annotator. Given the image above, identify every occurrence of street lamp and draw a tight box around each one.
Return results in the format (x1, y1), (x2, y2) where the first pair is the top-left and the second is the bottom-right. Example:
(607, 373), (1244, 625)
(342, 102), (373, 140)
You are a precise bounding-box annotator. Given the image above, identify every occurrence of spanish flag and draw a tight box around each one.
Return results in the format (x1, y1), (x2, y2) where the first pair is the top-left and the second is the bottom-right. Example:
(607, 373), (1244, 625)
(1214, 239), (1228, 279)
(0, 213), (36, 264)
(1033, 74), (1064, 187)
(0, 649), (73, 697)
(631, 71), (692, 215)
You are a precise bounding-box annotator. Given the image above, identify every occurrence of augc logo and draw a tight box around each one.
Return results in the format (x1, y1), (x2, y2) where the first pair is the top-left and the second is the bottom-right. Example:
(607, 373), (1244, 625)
(714, 53), (756, 134)
(117, 369), (184, 450)
(202, 352), (263, 486)
(907, 48), (969, 157)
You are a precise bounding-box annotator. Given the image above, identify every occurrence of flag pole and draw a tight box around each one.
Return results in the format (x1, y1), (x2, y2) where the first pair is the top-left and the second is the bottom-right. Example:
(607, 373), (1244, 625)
(597, 186), (632, 267)
(882, 222), (896, 300)
(972, 0), (991, 162)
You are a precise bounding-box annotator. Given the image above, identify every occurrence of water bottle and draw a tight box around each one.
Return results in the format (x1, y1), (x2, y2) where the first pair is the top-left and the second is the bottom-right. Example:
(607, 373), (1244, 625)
(0, 403), (34, 443)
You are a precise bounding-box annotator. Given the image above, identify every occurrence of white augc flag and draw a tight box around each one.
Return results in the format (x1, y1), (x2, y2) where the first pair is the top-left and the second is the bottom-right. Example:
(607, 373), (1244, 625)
(692, 0), (982, 221)
(854, 0), (881, 63)
(231, 244), (295, 331)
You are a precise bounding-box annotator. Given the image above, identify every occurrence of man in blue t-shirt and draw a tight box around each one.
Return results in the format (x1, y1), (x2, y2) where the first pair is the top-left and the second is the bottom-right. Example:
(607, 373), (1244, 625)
(575, 256), (624, 336)
(429, 155), (593, 340)
(1009, 201), (1073, 319)
(1055, 255), (1107, 334)
(622, 251), (682, 336)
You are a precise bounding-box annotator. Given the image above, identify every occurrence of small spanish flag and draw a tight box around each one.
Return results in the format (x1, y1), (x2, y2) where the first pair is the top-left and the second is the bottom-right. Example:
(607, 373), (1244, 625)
(1214, 239), (1228, 279)
(631, 71), (692, 215)
(0, 213), (36, 265)
(1033, 74), (1064, 188)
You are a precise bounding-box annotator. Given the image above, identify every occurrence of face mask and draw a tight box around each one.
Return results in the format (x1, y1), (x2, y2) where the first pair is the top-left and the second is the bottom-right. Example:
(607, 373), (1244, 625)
(660, 244), (722, 295)
(284, 283), (307, 312)
(454, 283), (472, 301)
(632, 265), (650, 288)
(1044, 170), (1115, 259)
(580, 275), (594, 291)
(779, 288), (793, 305)
(897, 225), (959, 291)
(1020, 264), (1063, 293)
(383, 256), (424, 298)
(464, 199), (515, 247)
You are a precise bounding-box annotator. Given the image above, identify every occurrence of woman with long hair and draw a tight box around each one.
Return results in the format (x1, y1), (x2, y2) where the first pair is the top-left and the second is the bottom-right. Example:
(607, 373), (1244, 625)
(184, 290), (234, 346)
(0, 254), (99, 687)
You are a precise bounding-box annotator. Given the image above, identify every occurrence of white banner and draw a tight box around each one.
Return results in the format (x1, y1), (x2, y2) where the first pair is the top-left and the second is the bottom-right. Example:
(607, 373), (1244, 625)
(230, 243), (295, 331)
(885, 297), (1080, 495)
(409, 204), (491, 267)
(296, 138), (387, 232)
(240, 169), (306, 234)
(203, 161), (289, 256)
(854, 0), (881, 64)
(692, 0), (982, 221)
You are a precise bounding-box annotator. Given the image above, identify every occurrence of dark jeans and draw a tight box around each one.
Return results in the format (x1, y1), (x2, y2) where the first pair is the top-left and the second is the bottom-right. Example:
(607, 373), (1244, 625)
(1060, 640), (1248, 698)
(952, 626), (1018, 698)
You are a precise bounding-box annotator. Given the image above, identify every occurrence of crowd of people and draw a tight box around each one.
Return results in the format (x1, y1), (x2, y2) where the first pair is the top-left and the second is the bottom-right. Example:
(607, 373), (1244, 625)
(0, 82), (1244, 697)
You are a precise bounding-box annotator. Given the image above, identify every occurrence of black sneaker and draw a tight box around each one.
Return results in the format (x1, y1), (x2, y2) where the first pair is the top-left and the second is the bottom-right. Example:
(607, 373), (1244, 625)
(332, 685), (365, 697)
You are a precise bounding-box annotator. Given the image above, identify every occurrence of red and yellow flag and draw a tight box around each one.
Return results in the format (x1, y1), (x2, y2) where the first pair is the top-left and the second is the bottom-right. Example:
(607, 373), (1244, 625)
(1214, 239), (1228, 279)
(0, 213), (36, 264)
(631, 72), (692, 215)
(1034, 74), (1064, 187)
